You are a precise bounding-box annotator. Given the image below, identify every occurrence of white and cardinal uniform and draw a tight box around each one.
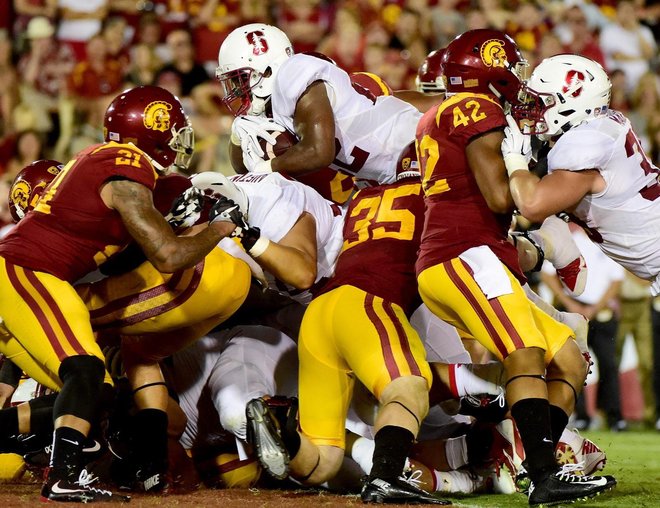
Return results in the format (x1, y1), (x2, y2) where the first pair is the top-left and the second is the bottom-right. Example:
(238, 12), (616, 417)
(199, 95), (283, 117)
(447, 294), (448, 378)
(547, 109), (660, 293)
(221, 172), (345, 303)
(271, 53), (422, 184)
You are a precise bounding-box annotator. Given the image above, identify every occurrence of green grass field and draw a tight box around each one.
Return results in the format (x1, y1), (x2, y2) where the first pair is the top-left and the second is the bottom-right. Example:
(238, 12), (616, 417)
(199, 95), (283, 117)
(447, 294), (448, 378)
(447, 429), (660, 507)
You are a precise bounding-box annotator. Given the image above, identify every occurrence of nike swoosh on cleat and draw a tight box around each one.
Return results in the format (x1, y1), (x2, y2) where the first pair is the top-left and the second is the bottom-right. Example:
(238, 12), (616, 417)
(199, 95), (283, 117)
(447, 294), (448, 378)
(50, 482), (84, 495)
(83, 440), (101, 453)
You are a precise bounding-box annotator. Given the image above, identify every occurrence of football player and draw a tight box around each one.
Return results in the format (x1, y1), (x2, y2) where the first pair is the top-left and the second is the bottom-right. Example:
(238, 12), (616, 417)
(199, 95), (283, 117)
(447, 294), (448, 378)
(1, 158), (254, 493)
(505, 54), (660, 297)
(236, 152), (451, 504)
(0, 85), (241, 502)
(415, 30), (616, 506)
(216, 23), (435, 185)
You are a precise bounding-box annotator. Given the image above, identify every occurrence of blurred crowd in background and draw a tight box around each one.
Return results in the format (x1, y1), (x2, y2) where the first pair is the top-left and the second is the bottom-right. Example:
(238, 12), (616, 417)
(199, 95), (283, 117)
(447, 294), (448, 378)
(0, 1), (659, 197)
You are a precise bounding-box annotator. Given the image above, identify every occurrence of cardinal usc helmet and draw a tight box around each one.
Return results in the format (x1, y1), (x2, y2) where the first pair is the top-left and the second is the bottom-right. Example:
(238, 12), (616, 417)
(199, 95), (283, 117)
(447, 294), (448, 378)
(103, 85), (194, 172)
(416, 48), (446, 93)
(396, 143), (421, 181)
(442, 29), (528, 104)
(216, 24), (294, 116)
(9, 159), (62, 222)
(513, 54), (611, 140)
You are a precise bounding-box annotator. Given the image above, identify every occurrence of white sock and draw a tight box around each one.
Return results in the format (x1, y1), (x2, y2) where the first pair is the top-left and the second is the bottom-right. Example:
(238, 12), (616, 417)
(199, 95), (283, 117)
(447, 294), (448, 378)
(444, 435), (468, 470)
(432, 470), (483, 493)
(559, 428), (582, 452)
(350, 436), (375, 475)
(449, 363), (501, 398)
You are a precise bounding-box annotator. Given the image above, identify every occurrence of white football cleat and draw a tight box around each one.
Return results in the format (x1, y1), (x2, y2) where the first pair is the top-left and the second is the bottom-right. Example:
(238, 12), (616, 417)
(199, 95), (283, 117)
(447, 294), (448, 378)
(556, 428), (607, 475)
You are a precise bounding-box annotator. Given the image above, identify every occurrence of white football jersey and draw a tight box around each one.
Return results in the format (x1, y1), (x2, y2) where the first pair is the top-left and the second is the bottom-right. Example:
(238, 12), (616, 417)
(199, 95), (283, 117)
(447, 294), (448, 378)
(270, 54), (421, 184)
(227, 172), (345, 302)
(547, 110), (660, 290)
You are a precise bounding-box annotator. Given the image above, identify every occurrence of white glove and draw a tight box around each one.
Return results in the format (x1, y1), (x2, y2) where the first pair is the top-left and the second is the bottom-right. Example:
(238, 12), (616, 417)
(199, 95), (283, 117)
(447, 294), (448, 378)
(231, 116), (285, 171)
(501, 115), (532, 177)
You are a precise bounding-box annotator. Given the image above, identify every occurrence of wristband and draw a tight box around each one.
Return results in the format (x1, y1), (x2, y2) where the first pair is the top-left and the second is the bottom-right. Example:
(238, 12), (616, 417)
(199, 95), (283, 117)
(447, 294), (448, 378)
(248, 235), (270, 258)
(503, 153), (530, 177)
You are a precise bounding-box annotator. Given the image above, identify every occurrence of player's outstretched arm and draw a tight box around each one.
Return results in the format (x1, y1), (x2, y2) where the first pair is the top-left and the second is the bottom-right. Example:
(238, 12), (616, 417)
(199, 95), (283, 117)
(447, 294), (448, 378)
(103, 179), (235, 273)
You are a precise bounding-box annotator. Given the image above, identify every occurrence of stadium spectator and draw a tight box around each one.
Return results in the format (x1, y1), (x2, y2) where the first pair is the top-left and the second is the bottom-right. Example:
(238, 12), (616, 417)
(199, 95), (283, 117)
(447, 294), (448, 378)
(506, 2), (551, 54)
(558, 5), (606, 69)
(12, 0), (57, 53)
(16, 16), (75, 159)
(629, 72), (660, 161)
(3, 129), (46, 183)
(0, 29), (18, 137)
(276, 0), (329, 55)
(55, 0), (109, 61)
(608, 69), (631, 113)
(616, 272), (654, 428)
(100, 16), (131, 74)
(125, 42), (163, 87)
(189, 0), (242, 68)
(155, 29), (210, 99)
(134, 11), (170, 64)
(599, 0), (656, 93)
(67, 34), (126, 141)
(429, 0), (467, 49)
(317, 7), (365, 74)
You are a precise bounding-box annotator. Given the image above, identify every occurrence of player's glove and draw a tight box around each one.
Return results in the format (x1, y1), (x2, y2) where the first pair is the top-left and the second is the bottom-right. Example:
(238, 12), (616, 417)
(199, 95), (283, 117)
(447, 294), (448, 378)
(209, 195), (249, 229)
(165, 186), (204, 229)
(231, 115), (285, 171)
(501, 114), (532, 177)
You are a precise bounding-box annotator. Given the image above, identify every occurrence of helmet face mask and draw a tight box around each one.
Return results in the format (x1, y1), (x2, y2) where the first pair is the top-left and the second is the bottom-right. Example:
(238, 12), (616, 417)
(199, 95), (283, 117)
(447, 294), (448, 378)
(513, 54), (611, 140)
(216, 24), (294, 117)
(416, 48), (446, 94)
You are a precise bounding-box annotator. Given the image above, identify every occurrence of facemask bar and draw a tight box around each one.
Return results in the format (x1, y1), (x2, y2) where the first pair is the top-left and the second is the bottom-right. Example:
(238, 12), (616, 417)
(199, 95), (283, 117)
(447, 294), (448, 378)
(512, 86), (557, 136)
(170, 124), (195, 172)
(216, 67), (263, 116)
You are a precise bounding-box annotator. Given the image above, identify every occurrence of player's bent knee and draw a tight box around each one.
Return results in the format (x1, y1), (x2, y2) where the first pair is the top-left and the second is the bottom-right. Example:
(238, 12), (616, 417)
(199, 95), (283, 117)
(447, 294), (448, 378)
(304, 445), (344, 485)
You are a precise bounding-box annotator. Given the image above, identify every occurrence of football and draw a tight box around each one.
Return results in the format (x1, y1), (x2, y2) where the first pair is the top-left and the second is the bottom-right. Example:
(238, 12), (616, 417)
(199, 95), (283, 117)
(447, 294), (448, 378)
(258, 129), (298, 160)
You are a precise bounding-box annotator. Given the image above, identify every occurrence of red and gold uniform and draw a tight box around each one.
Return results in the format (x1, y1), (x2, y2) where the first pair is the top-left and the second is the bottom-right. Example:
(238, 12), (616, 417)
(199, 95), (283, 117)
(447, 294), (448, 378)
(415, 93), (573, 362)
(0, 142), (156, 389)
(299, 180), (432, 448)
(78, 174), (251, 361)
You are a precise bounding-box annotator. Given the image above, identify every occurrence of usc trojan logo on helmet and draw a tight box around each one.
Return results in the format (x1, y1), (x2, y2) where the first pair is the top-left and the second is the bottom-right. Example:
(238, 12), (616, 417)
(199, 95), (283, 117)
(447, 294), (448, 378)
(246, 30), (269, 55)
(143, 101), (172, 132)
(10, 180), (30, 214)
(480, 39), (508, 69)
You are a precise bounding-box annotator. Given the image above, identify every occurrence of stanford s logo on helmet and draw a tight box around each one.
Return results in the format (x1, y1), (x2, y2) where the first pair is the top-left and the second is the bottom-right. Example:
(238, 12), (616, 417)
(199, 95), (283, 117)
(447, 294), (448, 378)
(247, 30), (269, 55)
(104, 86), (194, 172)
(442, 29), (528, 105)
(562, 70), (585, 98)
(9, 159), (62, 222)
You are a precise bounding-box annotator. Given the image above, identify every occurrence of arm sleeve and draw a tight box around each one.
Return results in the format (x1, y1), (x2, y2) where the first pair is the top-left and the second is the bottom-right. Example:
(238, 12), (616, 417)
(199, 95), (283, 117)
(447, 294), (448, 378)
(547, 129), (614, 172)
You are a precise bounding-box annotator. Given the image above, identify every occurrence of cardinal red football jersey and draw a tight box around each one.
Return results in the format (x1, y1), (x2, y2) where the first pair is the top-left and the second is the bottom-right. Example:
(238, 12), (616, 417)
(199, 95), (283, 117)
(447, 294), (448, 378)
(0, 142), (157, 282)
(317, 179), (424, 315)
(415, 92), (524, 282)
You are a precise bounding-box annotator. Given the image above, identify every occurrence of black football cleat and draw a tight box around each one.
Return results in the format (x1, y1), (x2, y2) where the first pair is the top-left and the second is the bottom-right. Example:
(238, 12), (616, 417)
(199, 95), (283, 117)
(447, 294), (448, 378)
(245, 397), (289, 480)
(528, 467), (616, 506)
(41, 470), (131, 503)
(361, 475), (451, 504)
(135, 462), (169, 493)
(458, 391), (508, 423)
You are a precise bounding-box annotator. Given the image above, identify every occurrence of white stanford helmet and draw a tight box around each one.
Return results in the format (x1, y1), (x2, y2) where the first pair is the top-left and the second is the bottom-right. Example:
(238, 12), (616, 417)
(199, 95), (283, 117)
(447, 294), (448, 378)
(514, 54), (611, 140)
(216, 24), (294, 117)
(190, 171), (249, 218)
